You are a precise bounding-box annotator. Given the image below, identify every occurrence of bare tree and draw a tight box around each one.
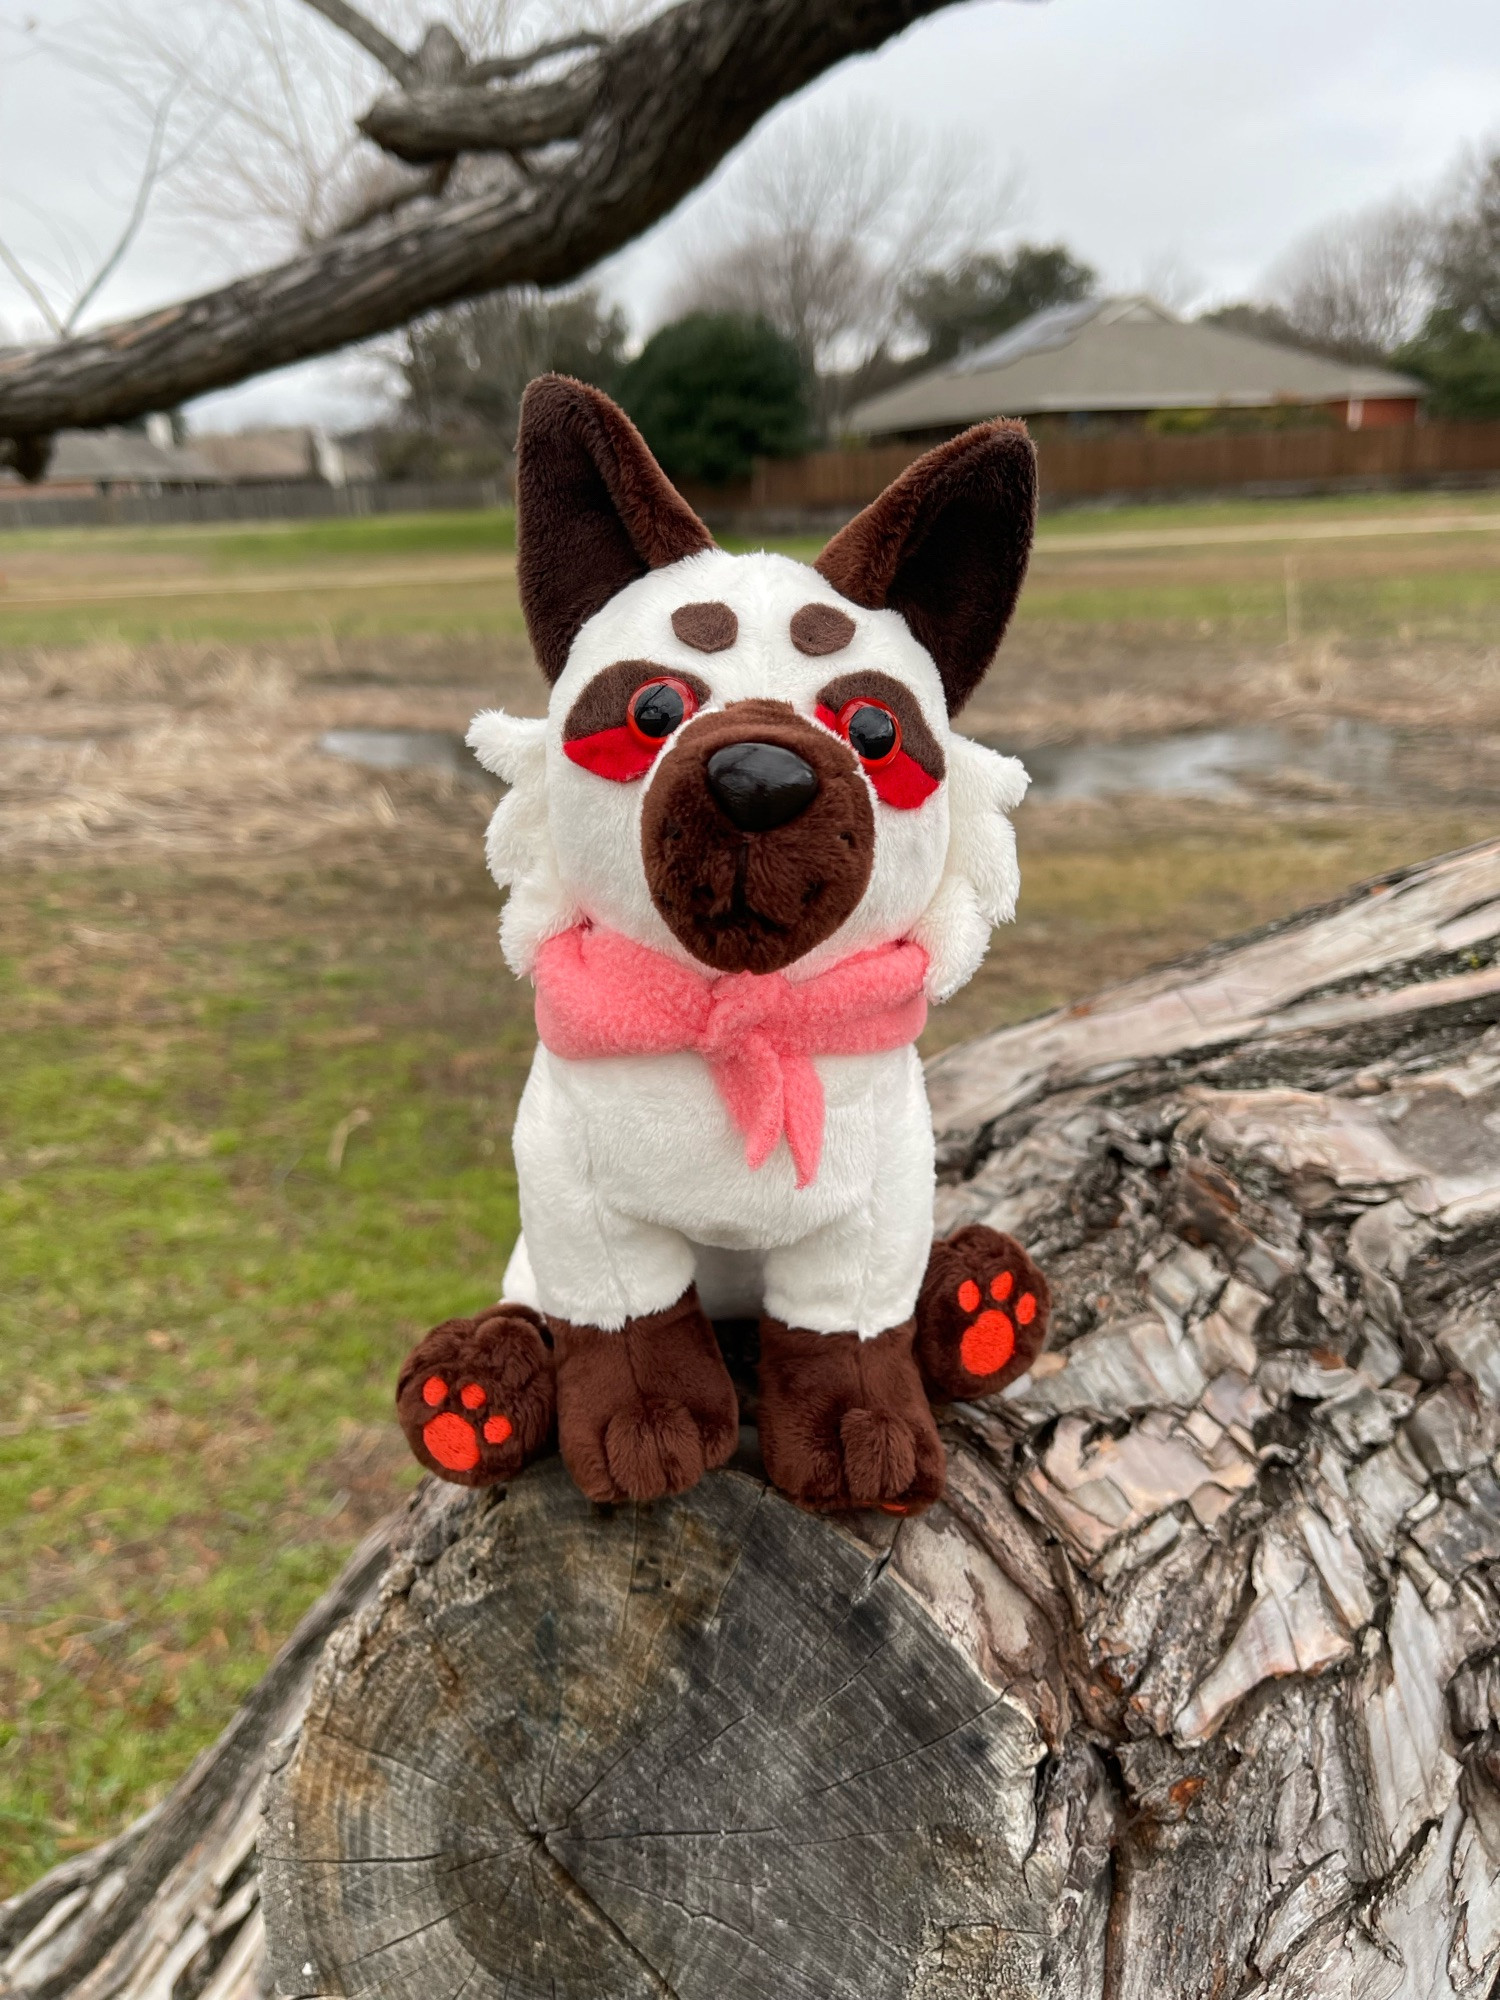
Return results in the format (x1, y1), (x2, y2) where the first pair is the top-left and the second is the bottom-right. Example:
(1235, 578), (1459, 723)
(666, 100), (1013, 426)
(1266, 195), (1435, 362)
(1429, 145), (1500, 337)
(0, 0), (986, 476)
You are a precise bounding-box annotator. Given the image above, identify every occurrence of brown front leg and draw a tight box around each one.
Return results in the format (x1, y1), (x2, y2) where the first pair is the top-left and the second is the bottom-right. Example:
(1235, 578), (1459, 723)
(548, 1286), (739, 1504)
(397, 1304), (556, 1488)
(756, 1317), (946, 1515)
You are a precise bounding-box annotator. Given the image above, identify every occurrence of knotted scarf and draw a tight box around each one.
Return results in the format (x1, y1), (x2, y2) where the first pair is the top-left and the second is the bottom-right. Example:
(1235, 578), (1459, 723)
(533, 924), (929, 1188)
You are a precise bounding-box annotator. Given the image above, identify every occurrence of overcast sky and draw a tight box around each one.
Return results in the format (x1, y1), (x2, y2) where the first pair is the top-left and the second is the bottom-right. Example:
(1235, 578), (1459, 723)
(2, 0), (1498, 431)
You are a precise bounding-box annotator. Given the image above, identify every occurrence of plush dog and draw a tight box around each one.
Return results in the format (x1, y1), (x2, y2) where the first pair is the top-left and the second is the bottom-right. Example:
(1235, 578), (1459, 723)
(396, 375), (1050, 1515)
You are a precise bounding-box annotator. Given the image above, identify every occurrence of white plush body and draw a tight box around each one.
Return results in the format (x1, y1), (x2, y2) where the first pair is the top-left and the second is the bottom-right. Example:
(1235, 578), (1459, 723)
(476, 548), (1028, 1337)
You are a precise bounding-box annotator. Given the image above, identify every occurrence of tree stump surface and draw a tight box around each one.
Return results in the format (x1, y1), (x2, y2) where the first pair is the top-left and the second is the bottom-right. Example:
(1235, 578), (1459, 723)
(261, 1463), (1048, 2000)
(5, 834), (1500, 2000)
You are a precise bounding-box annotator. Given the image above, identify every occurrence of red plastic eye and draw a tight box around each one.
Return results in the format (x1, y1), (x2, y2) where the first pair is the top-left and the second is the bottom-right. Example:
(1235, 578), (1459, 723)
(627, 677), (697, 748)
(836, 698), (901, 769)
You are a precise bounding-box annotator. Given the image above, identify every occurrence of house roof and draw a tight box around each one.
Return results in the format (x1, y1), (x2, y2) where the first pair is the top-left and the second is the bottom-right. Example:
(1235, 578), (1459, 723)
(191, 428), (321, 482)
(846, 296), (1427, 438)
(36, 429), (227, 486)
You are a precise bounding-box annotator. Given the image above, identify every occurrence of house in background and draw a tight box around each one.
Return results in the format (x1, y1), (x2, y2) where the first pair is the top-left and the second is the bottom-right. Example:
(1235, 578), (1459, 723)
(0, 427), (227, 497)
(189, 426), (376, 487)
(846, 296), (1427, 445)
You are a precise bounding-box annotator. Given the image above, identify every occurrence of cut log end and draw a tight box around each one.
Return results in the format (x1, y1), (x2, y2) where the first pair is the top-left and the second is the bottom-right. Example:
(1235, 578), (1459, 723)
(261, 1461), (1048, 2000)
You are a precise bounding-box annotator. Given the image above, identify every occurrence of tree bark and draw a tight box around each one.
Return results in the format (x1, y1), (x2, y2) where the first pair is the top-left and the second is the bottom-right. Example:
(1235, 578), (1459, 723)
(5, 836), (1500, 1999)
(0, 0), (965, 449)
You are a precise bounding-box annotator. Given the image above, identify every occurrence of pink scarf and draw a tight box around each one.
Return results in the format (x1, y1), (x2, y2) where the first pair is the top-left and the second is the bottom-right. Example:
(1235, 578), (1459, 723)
(533, 924), (928, 1188)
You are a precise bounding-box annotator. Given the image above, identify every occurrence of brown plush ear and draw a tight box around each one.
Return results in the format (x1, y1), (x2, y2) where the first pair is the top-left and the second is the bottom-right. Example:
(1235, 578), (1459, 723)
(814, 421), (1036, 716)
(515, 374), (715, 682)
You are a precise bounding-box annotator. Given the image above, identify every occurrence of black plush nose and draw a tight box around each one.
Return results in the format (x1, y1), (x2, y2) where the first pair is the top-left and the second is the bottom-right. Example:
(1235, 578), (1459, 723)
(705, 742), (820, 832)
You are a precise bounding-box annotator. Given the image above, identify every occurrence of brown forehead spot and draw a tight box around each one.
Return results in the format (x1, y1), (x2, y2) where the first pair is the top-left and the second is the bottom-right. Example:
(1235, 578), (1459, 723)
(671, 601), (738, 653)
(790, 602), (856, 657)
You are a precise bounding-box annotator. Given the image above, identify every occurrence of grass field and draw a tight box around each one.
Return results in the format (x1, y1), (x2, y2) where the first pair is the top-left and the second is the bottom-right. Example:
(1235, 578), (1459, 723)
(1, 488), (1498, 1891)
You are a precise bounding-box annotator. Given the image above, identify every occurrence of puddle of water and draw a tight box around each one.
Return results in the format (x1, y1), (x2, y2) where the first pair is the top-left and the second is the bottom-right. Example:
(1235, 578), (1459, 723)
(317, 727), (494, 785)
(1017, 719), (1399, 803)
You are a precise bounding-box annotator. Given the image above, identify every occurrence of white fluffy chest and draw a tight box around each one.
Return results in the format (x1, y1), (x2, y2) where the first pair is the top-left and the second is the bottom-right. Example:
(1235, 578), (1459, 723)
(516, 1043), (928, 1251)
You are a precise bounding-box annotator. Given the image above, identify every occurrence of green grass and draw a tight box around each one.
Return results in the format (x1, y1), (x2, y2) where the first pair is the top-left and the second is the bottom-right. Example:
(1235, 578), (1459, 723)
(0, 867), (533, 1891)
(0, 507), (516, 567)
(1011, 561), (1500, 642)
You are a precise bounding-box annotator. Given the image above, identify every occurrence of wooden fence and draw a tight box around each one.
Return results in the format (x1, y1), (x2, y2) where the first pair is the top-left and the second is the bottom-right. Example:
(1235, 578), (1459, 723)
(739, 420), (1500, 516)
(0, 474), (507, 532)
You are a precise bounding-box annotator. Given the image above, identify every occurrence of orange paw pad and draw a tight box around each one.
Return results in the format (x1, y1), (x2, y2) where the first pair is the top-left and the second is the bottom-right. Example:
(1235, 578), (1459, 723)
(483, 1413), (513, 1446)
(956, 1278), (981, 1313)
(459, 1381), (486, 1410)
(990, 1270), (1014, 1302)
(421, 1376), (448, 1407)
(960, 1309), (1015, 1378)
(1017, 1292), (1037, 1326)
(423, 1410), (480, 1471)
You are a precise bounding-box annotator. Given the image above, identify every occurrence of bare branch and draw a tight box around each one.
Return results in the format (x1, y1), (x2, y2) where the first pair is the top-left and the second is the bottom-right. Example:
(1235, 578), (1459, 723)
(0, 0), (976, 448)
(296, 0), (417, 88)
(468, 31), (609, 84)
(0, 238), (64, 339)
(63, 86), (180, 336)
(358, 63), (605, 163)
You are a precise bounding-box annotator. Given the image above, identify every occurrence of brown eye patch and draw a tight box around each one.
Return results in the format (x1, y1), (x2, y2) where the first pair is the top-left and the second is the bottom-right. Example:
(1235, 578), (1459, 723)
(791, 603), (856, 656)
(564, 660), (712, 740)
(672, 601), (738, 652)
(817, 670), (945, 781)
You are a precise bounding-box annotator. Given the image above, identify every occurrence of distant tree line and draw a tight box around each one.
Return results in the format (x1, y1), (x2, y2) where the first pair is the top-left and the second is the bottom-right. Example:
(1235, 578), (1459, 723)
(1206, 152), (1500, 420)
(383, 239), (1099, 485)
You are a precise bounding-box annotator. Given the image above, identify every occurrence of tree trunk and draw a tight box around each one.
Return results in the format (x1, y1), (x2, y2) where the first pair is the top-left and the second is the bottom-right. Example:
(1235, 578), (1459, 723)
(5, 836), (1500, 2000)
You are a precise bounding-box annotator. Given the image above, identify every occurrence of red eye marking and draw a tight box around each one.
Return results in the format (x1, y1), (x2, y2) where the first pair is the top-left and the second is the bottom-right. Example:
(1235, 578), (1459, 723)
(459, 1381), (486, 1410)
(956, 1278), (981, 1312)
(422, 1377), (448, 1407)
(815, 701), (939, 811)
(990, 1271), (1014, 1303)
(566, 678), (700, 782)
(960, 1309), (1015, 1378)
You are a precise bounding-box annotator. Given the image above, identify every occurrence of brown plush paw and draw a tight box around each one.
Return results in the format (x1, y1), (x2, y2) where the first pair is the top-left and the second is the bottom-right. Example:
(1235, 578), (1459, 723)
(757, 1318), (945, 1515)
(550, 1288), (738, 1505)
(915, 1225), (1051, 1403)
(396, 1305), (555, 1488)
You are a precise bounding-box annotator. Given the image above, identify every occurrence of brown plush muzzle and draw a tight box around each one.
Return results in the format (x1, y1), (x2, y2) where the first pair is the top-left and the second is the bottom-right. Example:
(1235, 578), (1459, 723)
(640, 698), (875, 975)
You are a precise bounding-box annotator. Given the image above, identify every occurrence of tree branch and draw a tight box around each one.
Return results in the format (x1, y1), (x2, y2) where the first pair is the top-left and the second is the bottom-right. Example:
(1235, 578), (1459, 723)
(0, 238), (64, 339)
(296, 0), (417, 88)
(62, 86), (178, 336)
(357, 64), (605, 164)
(0, 0), (974, 451)
(467, 31), (609, 85)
